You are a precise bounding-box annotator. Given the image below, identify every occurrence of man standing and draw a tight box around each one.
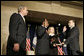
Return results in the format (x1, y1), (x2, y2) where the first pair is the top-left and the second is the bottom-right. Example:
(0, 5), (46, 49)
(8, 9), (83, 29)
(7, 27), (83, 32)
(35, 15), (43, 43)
(6, 5), (28, 55)
(35, 19), (50, 55)
(62, 20), (80, 55)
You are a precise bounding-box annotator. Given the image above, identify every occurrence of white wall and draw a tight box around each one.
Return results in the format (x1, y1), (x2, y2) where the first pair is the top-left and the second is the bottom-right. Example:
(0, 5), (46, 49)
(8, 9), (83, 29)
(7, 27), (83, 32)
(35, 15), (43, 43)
(1, 5), (17, 55)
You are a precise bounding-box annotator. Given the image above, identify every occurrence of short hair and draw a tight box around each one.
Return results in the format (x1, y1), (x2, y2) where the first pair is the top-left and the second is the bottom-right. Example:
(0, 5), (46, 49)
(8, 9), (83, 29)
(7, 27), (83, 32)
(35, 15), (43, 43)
(41, 18), (47, 24)
(72, 20), (75, 23)
(41, 18), (45, 23)
(18, 5), (26, 13)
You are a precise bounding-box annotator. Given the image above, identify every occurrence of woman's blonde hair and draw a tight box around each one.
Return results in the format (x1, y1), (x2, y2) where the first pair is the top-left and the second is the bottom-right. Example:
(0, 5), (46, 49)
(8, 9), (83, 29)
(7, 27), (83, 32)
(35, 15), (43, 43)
(48, 27), (55, 34)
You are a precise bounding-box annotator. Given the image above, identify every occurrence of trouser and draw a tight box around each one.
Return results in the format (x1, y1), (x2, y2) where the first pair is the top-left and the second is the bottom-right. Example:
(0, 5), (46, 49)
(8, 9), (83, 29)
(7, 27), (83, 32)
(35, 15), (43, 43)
(7, 48), (26, 55)
(63, 47), (68, 55)
(49, 48), (58, 55)
(71, 50), (79, 55)
(36, 53), (49, 55)
(68, 50), (79, 55)
(35, 51), (49, 55)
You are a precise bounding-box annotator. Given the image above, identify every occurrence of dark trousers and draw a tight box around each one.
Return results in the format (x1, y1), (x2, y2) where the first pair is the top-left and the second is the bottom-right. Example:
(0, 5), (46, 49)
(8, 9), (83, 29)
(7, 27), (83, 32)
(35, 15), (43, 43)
(68, 49), (79, 55)
(71, 50), (79, 55)
(35, 50), (49, 55)
(36, 53), (49, 55)
(49, 48), (58, 55)
(7, 48), (26, 55)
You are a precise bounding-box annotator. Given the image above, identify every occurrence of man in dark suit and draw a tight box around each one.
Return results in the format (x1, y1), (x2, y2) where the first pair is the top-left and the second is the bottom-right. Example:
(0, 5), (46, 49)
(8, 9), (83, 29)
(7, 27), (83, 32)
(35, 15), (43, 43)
(62, 20), (80, 55)
(6, 5), (28, 55)
(35, 19), (50, 55)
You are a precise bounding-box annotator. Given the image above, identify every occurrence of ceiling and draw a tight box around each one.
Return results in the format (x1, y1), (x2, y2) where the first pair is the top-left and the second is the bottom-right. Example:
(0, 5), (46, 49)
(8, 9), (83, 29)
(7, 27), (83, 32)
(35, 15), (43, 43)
(25, 10), (82, 25)
(1, 1), (82, 25)
(61, 1), (83, 7)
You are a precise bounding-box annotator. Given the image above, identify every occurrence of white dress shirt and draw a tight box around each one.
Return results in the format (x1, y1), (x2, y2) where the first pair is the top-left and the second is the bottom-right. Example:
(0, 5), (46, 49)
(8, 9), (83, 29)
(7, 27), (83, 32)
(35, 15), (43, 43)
(19, 13), (25, 22)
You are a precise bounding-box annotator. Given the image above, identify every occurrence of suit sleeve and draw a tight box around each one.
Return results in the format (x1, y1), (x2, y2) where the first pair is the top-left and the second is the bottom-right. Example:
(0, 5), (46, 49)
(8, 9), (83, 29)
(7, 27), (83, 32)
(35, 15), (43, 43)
(64, 28), (79, 44)
(62, 32), (66, 37)
(36, 26), (46, 39)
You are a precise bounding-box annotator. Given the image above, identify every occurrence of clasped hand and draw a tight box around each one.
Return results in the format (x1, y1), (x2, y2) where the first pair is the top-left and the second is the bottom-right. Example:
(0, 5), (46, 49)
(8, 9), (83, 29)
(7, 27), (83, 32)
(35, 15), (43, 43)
(13, 43), (19, 52)
(53, 42), (64, 47)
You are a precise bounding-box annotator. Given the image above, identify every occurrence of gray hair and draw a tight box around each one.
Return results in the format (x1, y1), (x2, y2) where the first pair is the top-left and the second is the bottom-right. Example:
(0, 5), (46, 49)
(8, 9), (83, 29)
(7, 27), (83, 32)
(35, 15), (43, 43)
(18, 5), (26, 12)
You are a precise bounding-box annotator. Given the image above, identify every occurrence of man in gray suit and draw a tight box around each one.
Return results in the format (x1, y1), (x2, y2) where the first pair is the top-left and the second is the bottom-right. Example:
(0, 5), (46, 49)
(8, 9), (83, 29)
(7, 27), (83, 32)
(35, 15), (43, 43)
(62, 20), (80, 55)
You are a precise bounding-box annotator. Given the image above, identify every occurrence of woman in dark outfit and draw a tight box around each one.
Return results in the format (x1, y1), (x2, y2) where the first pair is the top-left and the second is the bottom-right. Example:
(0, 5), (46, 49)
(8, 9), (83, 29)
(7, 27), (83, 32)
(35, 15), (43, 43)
(48, 27), (62, 55)
(49, 35), (60, 55)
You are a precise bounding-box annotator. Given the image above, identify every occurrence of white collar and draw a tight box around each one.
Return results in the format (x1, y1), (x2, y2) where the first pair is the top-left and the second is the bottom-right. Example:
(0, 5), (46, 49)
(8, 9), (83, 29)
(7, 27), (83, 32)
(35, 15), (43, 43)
(70, 26), (75, 29)
(19, 13), (24, 18)
(42, 25), (44, 27)
(42, 25), (47, 28)
(19, 13), (25, 22)
(49, 33), (55, 36)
